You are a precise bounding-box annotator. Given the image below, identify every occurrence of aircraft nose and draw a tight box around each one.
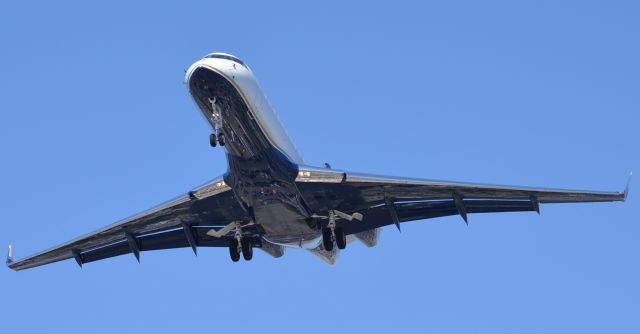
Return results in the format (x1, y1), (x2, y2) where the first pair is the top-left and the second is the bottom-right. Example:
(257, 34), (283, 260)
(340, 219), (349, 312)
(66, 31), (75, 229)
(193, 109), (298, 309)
(184, 62), (201, 84)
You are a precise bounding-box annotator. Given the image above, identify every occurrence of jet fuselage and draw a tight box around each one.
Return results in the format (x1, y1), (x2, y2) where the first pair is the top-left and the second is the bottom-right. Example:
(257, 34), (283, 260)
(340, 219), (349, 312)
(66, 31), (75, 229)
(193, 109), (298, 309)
(186, 53), (318, 247)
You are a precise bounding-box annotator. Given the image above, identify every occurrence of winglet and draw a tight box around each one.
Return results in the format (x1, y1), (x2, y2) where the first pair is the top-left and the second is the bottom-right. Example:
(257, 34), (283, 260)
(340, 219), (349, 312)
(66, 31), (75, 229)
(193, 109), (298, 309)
(623, 172), (632, 201)
(6, 245), (13, 266)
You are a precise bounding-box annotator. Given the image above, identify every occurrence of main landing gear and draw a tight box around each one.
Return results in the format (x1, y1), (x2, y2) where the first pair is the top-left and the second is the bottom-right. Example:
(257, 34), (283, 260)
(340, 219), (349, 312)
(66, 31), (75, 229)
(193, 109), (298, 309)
(322, 226), (346, 251)
(206, 222), (254, 262)
(229, 238), (253, 262)
(229, 239), (253, 262)
(320, 210), (357, 251)
(228, 225), (252, 262)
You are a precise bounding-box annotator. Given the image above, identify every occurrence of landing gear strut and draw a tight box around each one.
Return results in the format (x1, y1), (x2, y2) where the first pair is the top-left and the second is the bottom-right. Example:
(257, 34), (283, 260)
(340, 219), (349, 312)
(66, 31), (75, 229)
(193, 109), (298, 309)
(225, 223), (252, 262)
(207, 221), (254, 262)
(208, 97), (226, 148)
(318, 210), (363, 251)
(321, 226), (346, 251)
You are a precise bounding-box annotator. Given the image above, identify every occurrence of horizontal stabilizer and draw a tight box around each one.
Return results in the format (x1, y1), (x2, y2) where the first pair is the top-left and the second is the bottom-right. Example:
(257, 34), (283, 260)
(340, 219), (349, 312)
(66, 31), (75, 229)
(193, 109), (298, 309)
(260, 240), (285, 258)
(354, 229), (379, 247)
(307, 242), (337, 265)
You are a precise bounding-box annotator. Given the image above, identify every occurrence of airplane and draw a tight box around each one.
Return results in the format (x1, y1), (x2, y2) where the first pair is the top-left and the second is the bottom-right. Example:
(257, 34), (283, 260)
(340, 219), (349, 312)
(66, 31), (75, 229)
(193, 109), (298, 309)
(6, 52), (630, 270)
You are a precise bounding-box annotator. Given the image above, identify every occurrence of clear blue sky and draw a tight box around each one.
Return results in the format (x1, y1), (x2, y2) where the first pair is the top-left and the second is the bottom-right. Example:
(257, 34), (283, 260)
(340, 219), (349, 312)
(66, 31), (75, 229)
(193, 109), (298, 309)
(1, 1), (638, 333)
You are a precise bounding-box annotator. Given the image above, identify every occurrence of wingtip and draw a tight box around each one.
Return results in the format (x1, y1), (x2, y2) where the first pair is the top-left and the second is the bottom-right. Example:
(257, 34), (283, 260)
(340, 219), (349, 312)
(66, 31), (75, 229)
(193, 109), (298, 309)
(623, 172), (632, 201)
(6, 245), (13, 266)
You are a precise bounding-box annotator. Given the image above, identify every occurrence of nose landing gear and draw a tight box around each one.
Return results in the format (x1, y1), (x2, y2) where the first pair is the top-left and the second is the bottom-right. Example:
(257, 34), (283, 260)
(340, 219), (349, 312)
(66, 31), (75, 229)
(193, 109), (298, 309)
(208, 97), (226, 148)
(209, 132), (226, 148)
(209, 133), (218, 147)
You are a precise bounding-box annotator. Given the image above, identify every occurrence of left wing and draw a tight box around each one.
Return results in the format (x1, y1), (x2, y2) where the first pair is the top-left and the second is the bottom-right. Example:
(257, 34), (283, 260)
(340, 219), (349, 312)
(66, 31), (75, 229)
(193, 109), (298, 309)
(7, 176), (251, 271)
(295, 166), (628, 236)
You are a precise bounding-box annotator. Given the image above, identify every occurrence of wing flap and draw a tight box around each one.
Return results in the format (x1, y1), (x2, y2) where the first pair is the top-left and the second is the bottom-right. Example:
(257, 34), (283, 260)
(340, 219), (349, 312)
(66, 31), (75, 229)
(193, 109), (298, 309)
(78, 227), (260, 266)
(339, 198), (538, 235)
(8, 177), (249, 271)
(297, 168), (625, 235)
(344, 172), (625, 203)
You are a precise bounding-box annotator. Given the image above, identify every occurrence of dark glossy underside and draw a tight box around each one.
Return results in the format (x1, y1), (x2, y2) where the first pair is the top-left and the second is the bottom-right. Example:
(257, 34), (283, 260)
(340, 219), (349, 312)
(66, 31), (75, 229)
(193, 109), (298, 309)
(188, 67), (317, 242)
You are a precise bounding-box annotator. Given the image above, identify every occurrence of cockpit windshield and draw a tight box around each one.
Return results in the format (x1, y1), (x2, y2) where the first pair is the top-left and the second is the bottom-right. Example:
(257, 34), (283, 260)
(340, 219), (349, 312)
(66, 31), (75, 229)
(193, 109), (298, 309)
(204, 53), (245, 66)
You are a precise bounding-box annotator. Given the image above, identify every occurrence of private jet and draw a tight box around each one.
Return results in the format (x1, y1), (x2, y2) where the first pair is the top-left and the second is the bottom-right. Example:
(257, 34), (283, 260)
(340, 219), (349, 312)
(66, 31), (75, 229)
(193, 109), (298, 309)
(7, 52), (629, 270)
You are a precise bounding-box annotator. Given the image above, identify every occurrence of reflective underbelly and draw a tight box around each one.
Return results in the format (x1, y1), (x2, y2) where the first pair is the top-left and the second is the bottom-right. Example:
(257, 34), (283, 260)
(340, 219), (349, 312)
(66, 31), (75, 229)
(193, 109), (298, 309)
(189, 66), (314, 243)
(253, 202), (320, 246)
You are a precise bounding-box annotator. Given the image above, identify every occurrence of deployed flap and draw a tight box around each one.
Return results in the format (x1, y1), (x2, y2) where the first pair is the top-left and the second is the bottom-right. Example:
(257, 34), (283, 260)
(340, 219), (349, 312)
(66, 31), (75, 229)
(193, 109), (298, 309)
(8, 176), (249, 271)
(343, 172), (626, 204)
(297, 168), (626, 235)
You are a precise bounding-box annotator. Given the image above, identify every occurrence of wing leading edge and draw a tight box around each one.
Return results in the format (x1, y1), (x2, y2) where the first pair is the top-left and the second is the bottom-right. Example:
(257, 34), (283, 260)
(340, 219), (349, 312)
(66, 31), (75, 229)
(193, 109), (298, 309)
(7, 168), (628, 270)
(8, 177), (249, 271)
(296, 167), (628, 236)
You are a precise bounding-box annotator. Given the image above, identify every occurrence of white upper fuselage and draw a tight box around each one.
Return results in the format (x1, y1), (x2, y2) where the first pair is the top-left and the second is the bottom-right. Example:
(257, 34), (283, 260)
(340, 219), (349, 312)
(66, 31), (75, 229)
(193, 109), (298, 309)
(185, 53), (304, 164)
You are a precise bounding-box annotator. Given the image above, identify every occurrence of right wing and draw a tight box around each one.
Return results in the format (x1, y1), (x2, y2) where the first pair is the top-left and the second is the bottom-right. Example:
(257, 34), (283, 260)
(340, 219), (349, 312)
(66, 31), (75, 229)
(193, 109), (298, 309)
(295, 166), (628, 236)
(7, 176), (252, 271)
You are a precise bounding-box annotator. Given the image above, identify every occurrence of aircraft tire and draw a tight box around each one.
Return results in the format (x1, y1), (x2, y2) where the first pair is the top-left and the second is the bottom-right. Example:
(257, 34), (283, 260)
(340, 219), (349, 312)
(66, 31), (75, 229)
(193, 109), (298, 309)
(229, 239), (240, 262)
(335, 227), (346, 250)
(241, 239), (253, 261)
(209, 133), (217, 147)
(322, 228), (334, 251)
(218, 133), (226, 146)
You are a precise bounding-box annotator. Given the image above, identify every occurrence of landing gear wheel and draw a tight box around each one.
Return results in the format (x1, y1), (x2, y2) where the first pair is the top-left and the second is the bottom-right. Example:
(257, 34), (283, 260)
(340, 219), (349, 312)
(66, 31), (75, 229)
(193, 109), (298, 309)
(322, 228), (334, 251)
(335, 227), (346, 250)
(229, 239), (240, 262)
(218, 133), (226, 146)
(209, 133), (217, 147)
(241, 239), (253, 261)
